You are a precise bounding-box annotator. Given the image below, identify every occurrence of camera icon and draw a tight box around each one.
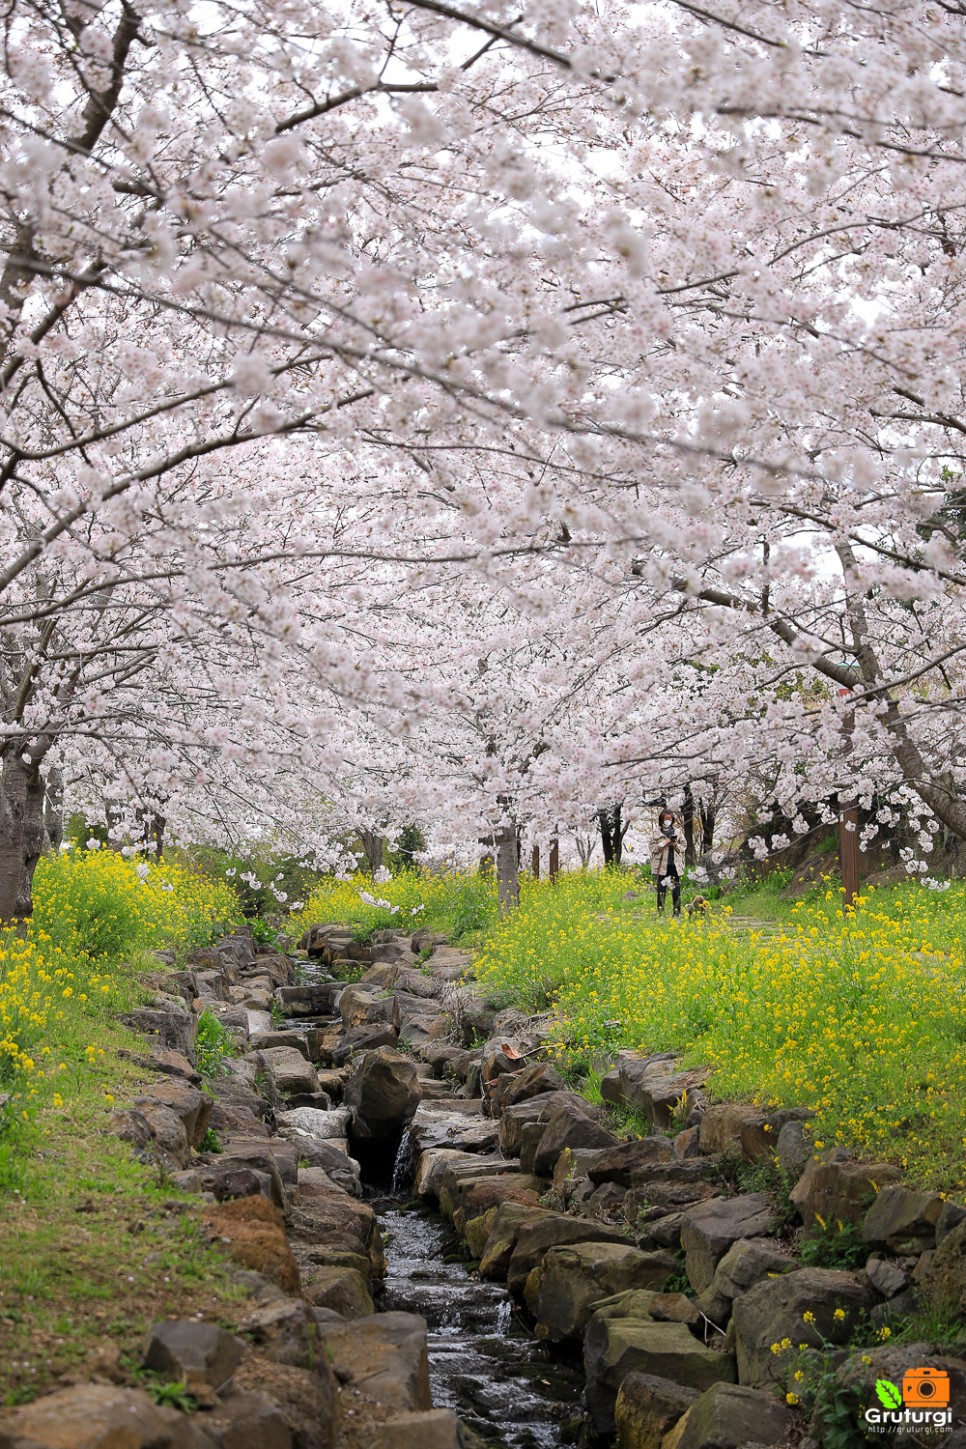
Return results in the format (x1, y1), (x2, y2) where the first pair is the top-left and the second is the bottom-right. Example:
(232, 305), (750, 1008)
(903, 1367), (950, 1409)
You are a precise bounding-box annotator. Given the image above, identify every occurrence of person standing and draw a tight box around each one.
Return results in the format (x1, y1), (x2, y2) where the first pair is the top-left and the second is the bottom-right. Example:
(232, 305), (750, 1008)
(650, 808), (683, 916)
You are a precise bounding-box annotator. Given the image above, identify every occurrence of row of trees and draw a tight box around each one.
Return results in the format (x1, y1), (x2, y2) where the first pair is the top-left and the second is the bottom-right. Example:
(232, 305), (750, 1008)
(1, 0), (965, 912)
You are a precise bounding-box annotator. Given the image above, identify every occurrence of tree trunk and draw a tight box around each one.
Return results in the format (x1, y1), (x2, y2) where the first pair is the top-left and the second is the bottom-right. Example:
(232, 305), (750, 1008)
(358, 829), (383, 875)
(44, 767), (64, 851)
(0, 755), (48, 921)
(597, 804), (625, 865)
(682, 785), (697, 867)
(495, 826), (520, 913)
(699, 790), (717, 856)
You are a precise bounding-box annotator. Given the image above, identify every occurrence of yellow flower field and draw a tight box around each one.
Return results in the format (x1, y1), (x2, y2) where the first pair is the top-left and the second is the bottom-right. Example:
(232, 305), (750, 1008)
(0, 850), (239, 1187)
(472, 872), (966, 1190)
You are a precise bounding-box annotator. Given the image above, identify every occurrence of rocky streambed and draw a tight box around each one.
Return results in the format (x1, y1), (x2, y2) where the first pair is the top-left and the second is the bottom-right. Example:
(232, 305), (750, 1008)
(2, 920), (966, 1449)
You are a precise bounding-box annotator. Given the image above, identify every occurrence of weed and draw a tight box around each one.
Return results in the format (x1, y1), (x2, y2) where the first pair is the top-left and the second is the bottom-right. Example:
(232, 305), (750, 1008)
(194, 1009), (236, 1079)
(797, 1218), (867, 1270)
(200, 1127), (222, 1154)
(147, 1380), (200, 1413)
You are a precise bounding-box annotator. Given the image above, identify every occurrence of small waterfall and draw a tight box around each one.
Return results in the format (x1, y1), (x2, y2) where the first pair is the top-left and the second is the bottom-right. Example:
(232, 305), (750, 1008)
(390, 1128), (416, 1198)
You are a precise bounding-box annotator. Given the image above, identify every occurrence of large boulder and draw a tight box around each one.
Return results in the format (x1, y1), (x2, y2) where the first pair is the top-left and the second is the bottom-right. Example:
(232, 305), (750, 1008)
(121, 998), (198, 1058)
(201, 1389), (293, 1449)
(275, 983), (343, 1017)
(530, 1098), (619, 1176)
(663, 1382), (794, 1449)
(732, 1267), (877, 1387)
(789, 1147), (902, 1229)
(680, 1195), (775, 1295)
(0, 1385), (217, 1449)
(506, 1215), (629, 1296)
(697, 1103), (813, 1162)
(339, 985), (401, 1030)
(489, 1061), (567, 1112)
(344, 1050), (422, 1143)
(534, 1241), (679, 1343)
(585, 1138), (675, 1187)
(614, 1373), (699, 1449)
(600, 1052), (710, 1130)
(861, 1184), (945, 1254)
(921, 1217), (966, 1313)
(584, 1316), (737, 1434)
(315, 1312), (431, 1412)
(408, 1102), (500, 1155)
(277, 1106), (351, 1140)
(259, 1046), (322, 1097)
(231, 1355), (336, 1449)
(143, 1320), (245, 1390)
(356, 1409), (465, 1449)
(696, 1238), (796, 1326)
(498, 1092), (572, 1157)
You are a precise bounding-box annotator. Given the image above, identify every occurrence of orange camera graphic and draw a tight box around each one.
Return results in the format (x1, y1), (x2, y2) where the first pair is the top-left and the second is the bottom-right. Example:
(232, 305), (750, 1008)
(902, 1368), (951, 1409)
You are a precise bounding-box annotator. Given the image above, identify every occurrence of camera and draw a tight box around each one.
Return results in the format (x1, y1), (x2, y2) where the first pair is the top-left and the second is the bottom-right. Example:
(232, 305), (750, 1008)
(902, 1368), (950, 1409)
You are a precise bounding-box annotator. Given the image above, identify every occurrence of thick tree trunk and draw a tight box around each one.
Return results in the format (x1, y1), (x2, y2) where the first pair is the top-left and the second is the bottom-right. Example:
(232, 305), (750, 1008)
(358, 829), (384, 875)
(494, 826), (520, 913)
(0, 755), (48, 921)
(597, 804), (625, 865)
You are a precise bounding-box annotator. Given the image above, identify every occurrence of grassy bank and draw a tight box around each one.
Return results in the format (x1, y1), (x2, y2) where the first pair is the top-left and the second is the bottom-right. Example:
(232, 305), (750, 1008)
(0, 850), (243, 1404)
(296, 866), (966, 1192)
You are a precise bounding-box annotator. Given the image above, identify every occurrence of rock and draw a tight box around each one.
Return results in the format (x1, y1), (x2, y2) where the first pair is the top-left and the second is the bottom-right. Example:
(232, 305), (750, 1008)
(861, 1184), (944, 1253)
(507, 1214), (629, 1296)
(731, 1267), (877, 1386)
(489, 1061), (567, 1112)
(220, 1136), (299, 1188)
(698, 1103), (813, 1161)
(591, 1290), (701, 1327)
(938, 1201), (966, 1244)
(865, 1255), (912, 1299)
(344, 1050), (422, 1143)
(437, 1157), (528, 1221)
(673, 1127), (702, 1161)
(277, 1106), (351, 1140)
(498, 1092), (572, 1157)
(316, 1312), (431, 1412)
(136, 1079), (211, 1147)
(921, 1217), (966, 1313)
(259, 1047), (322, 1097)
(0, 1383), (217, 1449)
(236, 1299), (326, 1369)
(478, 1202), (552, 1280)
(408, 1102), (500, 1155)
(356, 1409), (465, 1449)
(586, 1138), (675, 1186)
(664, 1382), (793, 1449)
(534, 1241), (679, 1342)
(203, 1197), (301, 1294)
(414, 1148), (471, 1200)
(140, 1044), (201, 1083)
(584, 1316), (737, 1435)
(275, 984), (343, 1017)
(775, 1119), (810, 1178)
(135, 1101), (191, 1167)
(249, 1031), (311, 1059)
(303, 1265), (375, 1317)
(109, 1108), (153, 1153)
(232, 1355), (335, 1449)
(789, 1147), (901, 1229)
(600, 1052), (710, 1131)
(297, 1149), (362, 1197)
(143, 1319), (245, 1390)
(339, 985), (401, 1030)
(680, 1195), (775, 1294)
(696, 1238), (795, 1326)
(614, 1372), (699, 1449)
(203, 1390), (293, 1449)
(121, 1000), (198, 1058)
(531, 1098), (619, 1176)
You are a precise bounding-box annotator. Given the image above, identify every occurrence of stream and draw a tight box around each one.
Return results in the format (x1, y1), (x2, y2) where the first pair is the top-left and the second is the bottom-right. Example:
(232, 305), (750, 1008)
(372, 1196), (586, 1448)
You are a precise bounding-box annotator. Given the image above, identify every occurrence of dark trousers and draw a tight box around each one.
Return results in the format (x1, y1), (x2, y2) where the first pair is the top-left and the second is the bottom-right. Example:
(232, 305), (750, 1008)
(657, 871), (681, 915)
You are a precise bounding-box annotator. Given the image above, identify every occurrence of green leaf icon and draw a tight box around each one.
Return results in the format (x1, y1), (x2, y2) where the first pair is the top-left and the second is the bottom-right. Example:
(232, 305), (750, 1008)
(876, 1380), (903, 1410)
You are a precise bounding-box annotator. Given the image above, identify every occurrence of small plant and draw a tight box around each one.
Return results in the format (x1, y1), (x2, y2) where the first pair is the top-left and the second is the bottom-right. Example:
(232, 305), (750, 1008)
(200, 1127), (222, 1154)
(717, 1149), (798, 1235)
(147, 1380), (200, 1413)
(250, 918), (278, 946)
(798, 1217), (867, 1270)
(194, 1009), (236, 1078)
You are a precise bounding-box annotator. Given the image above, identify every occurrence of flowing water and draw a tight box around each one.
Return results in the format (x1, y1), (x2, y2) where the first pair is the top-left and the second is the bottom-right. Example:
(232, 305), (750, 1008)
(373, 1196), (587, 1448)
